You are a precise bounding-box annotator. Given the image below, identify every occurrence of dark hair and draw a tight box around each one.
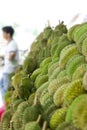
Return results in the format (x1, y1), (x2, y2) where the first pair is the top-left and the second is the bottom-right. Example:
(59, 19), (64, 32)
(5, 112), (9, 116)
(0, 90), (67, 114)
(2, 26), (14, 37)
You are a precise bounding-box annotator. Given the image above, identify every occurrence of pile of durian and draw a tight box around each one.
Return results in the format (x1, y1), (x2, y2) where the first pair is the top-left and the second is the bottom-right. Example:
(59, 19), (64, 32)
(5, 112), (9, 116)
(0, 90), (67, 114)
(1, 21), (87, 130)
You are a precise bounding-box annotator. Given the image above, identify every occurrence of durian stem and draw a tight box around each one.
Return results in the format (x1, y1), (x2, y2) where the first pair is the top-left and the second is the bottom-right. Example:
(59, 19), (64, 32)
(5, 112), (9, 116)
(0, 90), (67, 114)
(10, 120), (13, 130)
(42, 121), (47, 130)
(34, 96), (37, 106)
(36, 114), (42, 123)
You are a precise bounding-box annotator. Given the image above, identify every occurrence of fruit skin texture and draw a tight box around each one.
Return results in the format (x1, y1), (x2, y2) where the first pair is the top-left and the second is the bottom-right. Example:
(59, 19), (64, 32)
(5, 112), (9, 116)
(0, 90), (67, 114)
(83, 72), (87, 90)
(65, 94), (87, 123)
(49, 107), (67, 130)
(82, 37), (87, 57)
(55, 122), (79, 130)
(30, 68), (41, 81)
(72, 64), (87, 80)
(67, 24), (80, 41)
(25, 122), (41, 130)
(53, 83), (70, 107)
(74, 23), (87, 42)
(48, 76), (70, 95)
(64, 79), (85, 106)
(59, 44), (78, 69)
(66, 55), (85, 79)
(35, 74), (48, 89)
(76, 32), (87, 53)
(72, 97), (87, 129)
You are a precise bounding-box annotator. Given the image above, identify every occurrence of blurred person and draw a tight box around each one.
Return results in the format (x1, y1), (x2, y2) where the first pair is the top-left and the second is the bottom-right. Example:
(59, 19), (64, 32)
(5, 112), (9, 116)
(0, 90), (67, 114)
(0, 26), (19, 100)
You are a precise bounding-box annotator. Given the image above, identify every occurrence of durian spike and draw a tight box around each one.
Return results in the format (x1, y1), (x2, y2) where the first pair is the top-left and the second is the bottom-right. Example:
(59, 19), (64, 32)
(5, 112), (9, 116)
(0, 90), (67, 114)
(36, 114), (42, 123)
(42, 121), (47, 130)
(10, 120), (13, 130)
(33, 96), (38, 106)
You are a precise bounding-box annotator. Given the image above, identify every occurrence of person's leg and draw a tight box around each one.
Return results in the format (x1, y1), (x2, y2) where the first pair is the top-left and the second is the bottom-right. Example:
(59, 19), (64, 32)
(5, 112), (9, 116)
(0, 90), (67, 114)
(1, 73), (10, 99)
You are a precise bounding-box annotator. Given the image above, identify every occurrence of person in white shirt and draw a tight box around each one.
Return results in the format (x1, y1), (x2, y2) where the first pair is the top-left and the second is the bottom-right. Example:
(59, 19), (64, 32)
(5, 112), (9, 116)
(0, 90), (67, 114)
(0, 26), (19, 99)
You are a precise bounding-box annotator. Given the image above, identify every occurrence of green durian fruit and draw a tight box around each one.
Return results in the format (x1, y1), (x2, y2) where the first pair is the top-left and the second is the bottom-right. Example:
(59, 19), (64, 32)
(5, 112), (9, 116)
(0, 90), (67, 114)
(82, 37), (87, 57)
(76, 32), (87, 53)
(40, 57), (52, 68)
(48, 76), (70, 95)
(49, 107), (67, 130)
(25, 122), (41, 130)
(57, 69), (67, 79)
(67, 24), (80, 41)
(66, 54), (85, 79)
(48, 62), (59, 77)
(72, 64), (87, 80)
(66, 94), (87, 123)
(35, 74), (48, 89)
(59, 44), (78, 69)
(36, 82), (49, 99)
(83, 72), (87, 90)
(64, 79), (85, 106)
(30, 68), (41, 81)
(12, 99), (23, 112)
(73, 23), (87, 42)
(53, 83), (70, 106)
(49, 67), (61, 81)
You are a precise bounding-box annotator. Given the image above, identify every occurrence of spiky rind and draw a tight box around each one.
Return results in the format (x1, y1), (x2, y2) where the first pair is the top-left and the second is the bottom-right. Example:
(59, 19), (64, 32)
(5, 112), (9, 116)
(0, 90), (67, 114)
(48, 76), (70, 95)
(49, 107), (67, 130)
(59, 44), (78, 69)
(64, 79), (85, 106)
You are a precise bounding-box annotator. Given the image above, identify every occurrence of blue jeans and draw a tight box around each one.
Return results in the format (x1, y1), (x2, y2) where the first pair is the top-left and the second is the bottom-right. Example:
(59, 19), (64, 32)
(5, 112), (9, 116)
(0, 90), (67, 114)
(0, 73), (10, 99)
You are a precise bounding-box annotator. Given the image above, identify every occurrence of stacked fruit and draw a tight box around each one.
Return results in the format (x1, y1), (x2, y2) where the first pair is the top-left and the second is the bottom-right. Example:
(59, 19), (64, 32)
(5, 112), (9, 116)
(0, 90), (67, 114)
(1, 21), (87, 130)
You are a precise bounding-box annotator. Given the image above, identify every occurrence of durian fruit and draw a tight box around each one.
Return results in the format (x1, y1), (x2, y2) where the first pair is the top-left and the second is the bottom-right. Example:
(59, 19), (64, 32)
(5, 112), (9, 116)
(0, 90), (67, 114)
(57, 69), (67, 79)
(51, 43), (59, 56)
(28, 93), (35, 105)
(43, 26), (53, 40)
(72, 64), (87, 80)
(22, 97), (41, 127)
(72, 97), (87, 129)
(30, 68), (41, 81)
(49, 107), (67, 130)
(48, 76), (70, 95)
(64, 79), (85, 106)
(82, 37), (87, 57)
(17, 101), (29, 113)
(40, 91), (53, 110)
(35, 74), (48, 89)
(67, 24), (80, 41)
(1, 109), (12, 130)
(12, 110), (23, 130)
(83, 72), (87, 90)
(12, 99), (23, 112)
(4, 91), (12, 107)
(55, 21), (67, 33)
(59, 44), (78, 69)
(55, 122), (79, 130)
(43, 104), (57, 121)
(24, 114), (42, 130)
(41, 64), (49, 75)
(12, 72), (23, 88)
(23, 54), (37, 74)
(73, 23), (87, 42)
(16, 76), (33, 100)
(40, 57), (52, 68)
(65, 94), (87, 123)
(66, 55), (85, 79)
(76, 32), (87, 53)
(48, 57), (59, 68)
(53, 83), (70, 107)
(48, 62), (59, 77)
(49, 67), (61, 81)
(36, 82), (49, 99)
(54, 34), (71, 57)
